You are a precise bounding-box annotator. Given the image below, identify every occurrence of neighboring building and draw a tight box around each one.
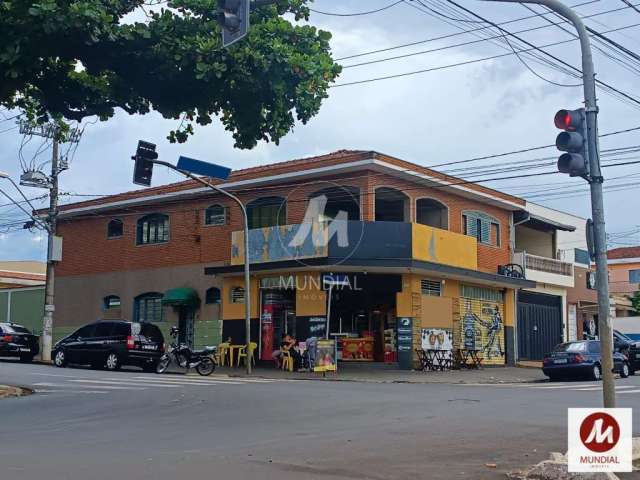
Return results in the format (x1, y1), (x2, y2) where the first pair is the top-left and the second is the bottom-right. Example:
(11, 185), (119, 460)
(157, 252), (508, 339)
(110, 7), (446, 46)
(606, 246), (640, 317)
(0, 261), (46, 334)
(50, 149), (594, 368)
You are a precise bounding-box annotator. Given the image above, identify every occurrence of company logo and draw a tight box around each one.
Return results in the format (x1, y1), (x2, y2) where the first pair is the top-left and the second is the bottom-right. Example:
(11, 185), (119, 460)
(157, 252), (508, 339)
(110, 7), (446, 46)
(276, 181), (364, 268)
(568, 408), (632, 473)
(579, 412), (620, 453)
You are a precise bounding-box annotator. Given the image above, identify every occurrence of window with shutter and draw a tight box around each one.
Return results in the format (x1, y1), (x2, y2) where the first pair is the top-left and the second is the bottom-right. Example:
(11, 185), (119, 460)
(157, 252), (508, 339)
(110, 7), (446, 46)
(462, 211), (499, 245)
(420, 279), (442, 296)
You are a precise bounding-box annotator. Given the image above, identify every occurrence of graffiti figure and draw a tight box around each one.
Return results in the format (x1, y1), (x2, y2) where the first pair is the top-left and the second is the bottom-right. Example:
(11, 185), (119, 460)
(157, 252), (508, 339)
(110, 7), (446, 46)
(478, 306), (504, 359)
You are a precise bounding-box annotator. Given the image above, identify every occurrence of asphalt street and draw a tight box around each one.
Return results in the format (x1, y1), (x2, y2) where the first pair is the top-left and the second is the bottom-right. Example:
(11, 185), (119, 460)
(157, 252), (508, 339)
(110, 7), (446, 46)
(1, 360), (638, 480)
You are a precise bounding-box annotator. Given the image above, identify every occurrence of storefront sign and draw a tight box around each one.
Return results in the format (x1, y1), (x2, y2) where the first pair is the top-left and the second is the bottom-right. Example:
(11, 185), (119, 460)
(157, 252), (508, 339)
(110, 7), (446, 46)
(314, 339), (337, 372)
(397, 317), (413, 370)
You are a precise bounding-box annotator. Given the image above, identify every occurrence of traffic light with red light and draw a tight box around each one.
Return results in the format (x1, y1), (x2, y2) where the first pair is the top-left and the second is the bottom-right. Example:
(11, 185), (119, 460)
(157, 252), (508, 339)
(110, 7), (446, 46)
(132, 140), (158, 187)
(217, 0), (249, 47)
(554, 108), (590, 177)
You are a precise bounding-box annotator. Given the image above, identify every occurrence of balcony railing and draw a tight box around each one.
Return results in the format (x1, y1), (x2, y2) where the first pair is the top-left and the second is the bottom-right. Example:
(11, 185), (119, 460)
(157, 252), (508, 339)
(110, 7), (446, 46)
(514, 251), (574, 277)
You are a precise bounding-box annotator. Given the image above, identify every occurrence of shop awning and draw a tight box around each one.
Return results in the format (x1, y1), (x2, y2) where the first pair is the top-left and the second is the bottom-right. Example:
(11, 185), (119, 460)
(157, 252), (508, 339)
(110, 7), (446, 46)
(162, 288), (200, 308)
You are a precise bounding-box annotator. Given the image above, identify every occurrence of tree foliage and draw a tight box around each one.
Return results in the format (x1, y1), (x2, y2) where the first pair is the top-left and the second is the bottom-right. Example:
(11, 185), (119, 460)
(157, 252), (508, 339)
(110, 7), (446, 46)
(1, 0), (341, 148)
(630, 291), (640, 314)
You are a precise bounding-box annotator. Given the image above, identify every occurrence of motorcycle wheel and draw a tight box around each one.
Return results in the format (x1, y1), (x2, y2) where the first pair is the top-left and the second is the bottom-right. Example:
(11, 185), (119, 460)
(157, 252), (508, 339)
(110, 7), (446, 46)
(196, 357), (215, 376)
(156, 354), (171, 374)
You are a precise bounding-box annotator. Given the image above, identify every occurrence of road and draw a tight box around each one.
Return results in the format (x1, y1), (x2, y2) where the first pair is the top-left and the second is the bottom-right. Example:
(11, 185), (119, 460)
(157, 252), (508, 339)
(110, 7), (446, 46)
(1, 360), (638, 480)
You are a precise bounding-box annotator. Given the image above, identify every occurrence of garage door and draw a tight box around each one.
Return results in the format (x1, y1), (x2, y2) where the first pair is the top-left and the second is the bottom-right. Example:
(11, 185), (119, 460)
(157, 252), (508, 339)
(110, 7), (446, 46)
(517, 291), (563, 361)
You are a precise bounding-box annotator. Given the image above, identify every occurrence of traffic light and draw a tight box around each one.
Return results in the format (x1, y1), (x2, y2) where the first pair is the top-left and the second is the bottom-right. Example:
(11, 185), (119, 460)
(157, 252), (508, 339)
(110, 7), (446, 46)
(217, 0), (250, 47)
(554, 108), (590, 177)
(131, 140), (158, 187)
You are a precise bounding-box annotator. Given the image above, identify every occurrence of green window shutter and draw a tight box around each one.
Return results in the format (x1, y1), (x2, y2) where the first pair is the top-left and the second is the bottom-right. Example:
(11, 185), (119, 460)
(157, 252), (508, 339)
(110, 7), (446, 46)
(479, 219), (490, 243)
(465, 214), (478, 238)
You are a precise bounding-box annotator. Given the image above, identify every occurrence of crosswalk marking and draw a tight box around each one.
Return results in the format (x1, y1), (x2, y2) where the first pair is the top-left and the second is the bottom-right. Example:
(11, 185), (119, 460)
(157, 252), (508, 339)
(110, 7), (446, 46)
(617, 389), (640, 394)
(69, 379), (180, 388)
(459, 381), (639, 393)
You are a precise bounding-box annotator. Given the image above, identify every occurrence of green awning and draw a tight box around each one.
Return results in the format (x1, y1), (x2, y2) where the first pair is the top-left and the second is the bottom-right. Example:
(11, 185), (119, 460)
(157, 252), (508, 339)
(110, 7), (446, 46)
(162, 288), (200, 308)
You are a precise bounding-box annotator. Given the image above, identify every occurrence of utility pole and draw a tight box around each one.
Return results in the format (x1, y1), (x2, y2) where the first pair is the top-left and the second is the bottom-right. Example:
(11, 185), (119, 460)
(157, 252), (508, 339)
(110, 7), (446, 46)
(17, 120), (81, 362)
(483, 0), (615, 407)
(41, 139), (59, 362)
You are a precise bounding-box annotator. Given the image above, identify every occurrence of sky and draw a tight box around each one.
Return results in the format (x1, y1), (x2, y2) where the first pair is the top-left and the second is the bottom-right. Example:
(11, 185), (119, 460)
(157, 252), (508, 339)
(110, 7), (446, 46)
(1, 0), (640, 261)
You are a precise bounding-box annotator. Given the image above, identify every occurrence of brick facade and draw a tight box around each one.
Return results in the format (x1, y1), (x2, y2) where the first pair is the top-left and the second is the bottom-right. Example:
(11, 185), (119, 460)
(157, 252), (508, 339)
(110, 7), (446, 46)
(56, 152), (519, 278)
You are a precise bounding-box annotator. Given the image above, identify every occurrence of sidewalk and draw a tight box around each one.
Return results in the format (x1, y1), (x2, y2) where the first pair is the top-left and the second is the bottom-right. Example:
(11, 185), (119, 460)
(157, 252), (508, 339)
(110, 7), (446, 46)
(217, 362), (548, 384)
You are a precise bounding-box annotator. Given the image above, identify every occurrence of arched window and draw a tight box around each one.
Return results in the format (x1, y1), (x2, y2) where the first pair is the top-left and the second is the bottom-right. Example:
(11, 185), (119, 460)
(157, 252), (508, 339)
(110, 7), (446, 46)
(247, 197), (286, 229)
(462, 210), (500, 246)
(204, 205), (227, 226)
(134, 292), (164, 323)
(107, 219), (123, 238)
(416, 198), (449, 230)
(375, 187), (409, 222)
(136, 214), (169, 245)
(205, 287), (221, 304)
(308, 186), (360, 221)
(103, 295), (121, 309)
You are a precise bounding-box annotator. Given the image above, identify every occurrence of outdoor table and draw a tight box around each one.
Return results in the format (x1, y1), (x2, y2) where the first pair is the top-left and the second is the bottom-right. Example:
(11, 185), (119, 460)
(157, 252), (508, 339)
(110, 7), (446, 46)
(416, 348), (452, 371)
(228, 344), (245, 367)
(453, 349), (483, 370)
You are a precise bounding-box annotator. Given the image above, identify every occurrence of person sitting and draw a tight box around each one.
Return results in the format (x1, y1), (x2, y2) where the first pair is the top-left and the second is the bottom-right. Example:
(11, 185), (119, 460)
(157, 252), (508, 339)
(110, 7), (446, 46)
(272, 334), (290, 368)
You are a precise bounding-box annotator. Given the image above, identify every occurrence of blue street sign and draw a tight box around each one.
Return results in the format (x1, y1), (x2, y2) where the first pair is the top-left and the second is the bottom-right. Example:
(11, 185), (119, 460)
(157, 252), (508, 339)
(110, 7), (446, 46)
(176, 156), (231, 180)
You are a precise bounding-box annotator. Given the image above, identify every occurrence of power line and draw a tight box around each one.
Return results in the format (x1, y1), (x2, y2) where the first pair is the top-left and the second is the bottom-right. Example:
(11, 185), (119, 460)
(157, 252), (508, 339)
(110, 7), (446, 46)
(310, 1), (404, 16)
(621, 0), (640, 14)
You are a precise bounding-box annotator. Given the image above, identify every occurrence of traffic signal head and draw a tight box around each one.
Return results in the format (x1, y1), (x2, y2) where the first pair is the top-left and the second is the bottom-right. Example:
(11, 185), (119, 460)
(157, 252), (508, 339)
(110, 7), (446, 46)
(132, 140), (158, 187)
(217, 0), (249, 47)
(554, 108), (589, 177)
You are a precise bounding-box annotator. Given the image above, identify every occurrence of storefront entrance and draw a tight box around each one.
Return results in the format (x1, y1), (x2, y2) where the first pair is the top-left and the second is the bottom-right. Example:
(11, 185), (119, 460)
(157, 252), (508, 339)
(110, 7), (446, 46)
(328, 274), (401, 362)
(259, 284), (296, 361)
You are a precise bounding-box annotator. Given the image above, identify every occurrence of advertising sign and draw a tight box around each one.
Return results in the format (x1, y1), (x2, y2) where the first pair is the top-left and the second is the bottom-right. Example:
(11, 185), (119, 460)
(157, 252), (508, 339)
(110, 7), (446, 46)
(568, 408), (632, 472)
(314, 339), (337, 373)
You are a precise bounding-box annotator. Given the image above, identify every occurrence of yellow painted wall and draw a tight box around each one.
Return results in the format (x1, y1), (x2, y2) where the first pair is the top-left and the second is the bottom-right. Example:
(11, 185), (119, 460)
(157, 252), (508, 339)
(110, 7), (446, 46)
(295, 272), (327, 316)
(420, 296), (453, 329)
(504, 288), (515, 327)
(396, 274), (422, 318)
(412, 224), (477, 270)
(221, 276), (259, 320)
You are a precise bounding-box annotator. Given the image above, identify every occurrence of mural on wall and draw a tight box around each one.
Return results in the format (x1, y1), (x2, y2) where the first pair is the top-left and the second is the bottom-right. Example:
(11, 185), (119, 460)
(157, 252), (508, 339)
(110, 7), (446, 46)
(457, 298), (505, 365)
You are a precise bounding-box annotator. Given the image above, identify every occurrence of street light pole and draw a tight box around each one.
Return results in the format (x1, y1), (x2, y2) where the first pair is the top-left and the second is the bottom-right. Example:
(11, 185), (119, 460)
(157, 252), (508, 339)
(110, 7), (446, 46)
(482, 0), (615, 407)
(149, 159), (253, 375)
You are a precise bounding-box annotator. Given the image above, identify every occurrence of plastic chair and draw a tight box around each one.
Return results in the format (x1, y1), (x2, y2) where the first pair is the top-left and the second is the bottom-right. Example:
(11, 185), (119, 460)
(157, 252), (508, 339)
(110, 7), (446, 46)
(237, 342), (257, 367)
(217, 342), (230, 366)
(281, 350), (293, 372)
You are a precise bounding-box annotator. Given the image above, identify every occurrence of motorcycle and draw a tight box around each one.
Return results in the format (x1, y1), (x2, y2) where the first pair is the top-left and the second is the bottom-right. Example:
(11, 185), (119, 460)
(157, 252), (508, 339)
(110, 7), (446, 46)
(156, 326), (217, 376)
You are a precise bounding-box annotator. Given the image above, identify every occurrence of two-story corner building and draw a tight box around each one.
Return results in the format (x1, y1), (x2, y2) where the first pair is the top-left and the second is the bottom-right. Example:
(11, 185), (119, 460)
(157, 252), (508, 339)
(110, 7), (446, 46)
(51, 149), (555, 369)
(606, 246), (640, 317)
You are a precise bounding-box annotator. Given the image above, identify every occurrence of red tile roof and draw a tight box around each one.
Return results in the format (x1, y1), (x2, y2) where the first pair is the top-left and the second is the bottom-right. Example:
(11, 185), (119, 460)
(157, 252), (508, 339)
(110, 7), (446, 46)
(52, 149), (525, 214)
(607, 246), (640, 260)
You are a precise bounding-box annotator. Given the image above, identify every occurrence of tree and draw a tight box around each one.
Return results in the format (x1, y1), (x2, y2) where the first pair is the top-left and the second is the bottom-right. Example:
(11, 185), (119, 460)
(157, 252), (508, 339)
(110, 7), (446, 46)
(1, 0), (341, 148)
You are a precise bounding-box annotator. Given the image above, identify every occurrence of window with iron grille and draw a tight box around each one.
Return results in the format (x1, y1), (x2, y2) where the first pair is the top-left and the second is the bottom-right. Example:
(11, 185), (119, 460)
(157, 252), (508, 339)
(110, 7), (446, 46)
(205, 287), (221, 304)
(231, 287), (245, 304)
(103, 295), (121, 310)
(107, 219), (123, 238)
(134, 292), (164, 322)
(204, 205), (227, 226)
(136, 214), (169, 245)
(460, 285), (504, 303)
(421, 279), (442, 296)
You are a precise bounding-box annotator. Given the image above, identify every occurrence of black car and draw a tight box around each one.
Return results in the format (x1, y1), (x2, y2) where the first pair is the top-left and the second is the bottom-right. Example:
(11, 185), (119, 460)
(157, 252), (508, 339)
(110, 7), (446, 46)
(52, 321), (164, 372)
(542, 340), (630, 381)
(0, 323), (39, 362)
(613, 329), (639, 375)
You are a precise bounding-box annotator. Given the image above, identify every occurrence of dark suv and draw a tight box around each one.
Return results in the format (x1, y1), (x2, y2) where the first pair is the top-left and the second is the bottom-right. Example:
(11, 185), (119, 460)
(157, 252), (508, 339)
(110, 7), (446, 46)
(52, 321), (164, 372)
(0, 323), (39, 362)
(614, 329), (639, 375)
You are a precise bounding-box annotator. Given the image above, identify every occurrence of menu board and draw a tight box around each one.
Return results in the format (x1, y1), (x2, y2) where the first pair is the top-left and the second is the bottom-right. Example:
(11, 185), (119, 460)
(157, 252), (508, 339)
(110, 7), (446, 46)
(314, 339), (337, 372)
(308, 317), (327, 338)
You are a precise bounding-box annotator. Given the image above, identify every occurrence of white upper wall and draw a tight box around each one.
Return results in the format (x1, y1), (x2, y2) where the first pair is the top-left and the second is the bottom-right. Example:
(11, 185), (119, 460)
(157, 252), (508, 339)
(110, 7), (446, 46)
(526, 203), (587, 264)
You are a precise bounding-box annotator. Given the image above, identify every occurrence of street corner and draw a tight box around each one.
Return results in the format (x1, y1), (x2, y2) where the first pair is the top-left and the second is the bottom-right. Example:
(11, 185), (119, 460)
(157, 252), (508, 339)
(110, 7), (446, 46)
(0, 384), (32, 399)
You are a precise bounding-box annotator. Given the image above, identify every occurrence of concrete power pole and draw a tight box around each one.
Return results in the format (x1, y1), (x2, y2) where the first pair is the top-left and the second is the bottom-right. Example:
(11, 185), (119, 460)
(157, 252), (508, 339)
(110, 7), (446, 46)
(483, 0), (615, 407)
(41, 139), (59, 362)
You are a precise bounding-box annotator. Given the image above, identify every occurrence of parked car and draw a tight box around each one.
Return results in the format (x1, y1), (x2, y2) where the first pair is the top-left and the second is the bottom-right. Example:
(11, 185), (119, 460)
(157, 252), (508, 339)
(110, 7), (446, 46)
(0, 323), (40, 362)
(542, 340), (630, 381)
(52, 321), (164, 372)
(613, 329), (639, 375)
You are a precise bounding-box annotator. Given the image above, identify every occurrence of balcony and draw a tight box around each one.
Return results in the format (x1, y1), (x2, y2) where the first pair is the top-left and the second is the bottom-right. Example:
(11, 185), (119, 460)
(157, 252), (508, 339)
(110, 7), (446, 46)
(513, 251), (575, 287)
